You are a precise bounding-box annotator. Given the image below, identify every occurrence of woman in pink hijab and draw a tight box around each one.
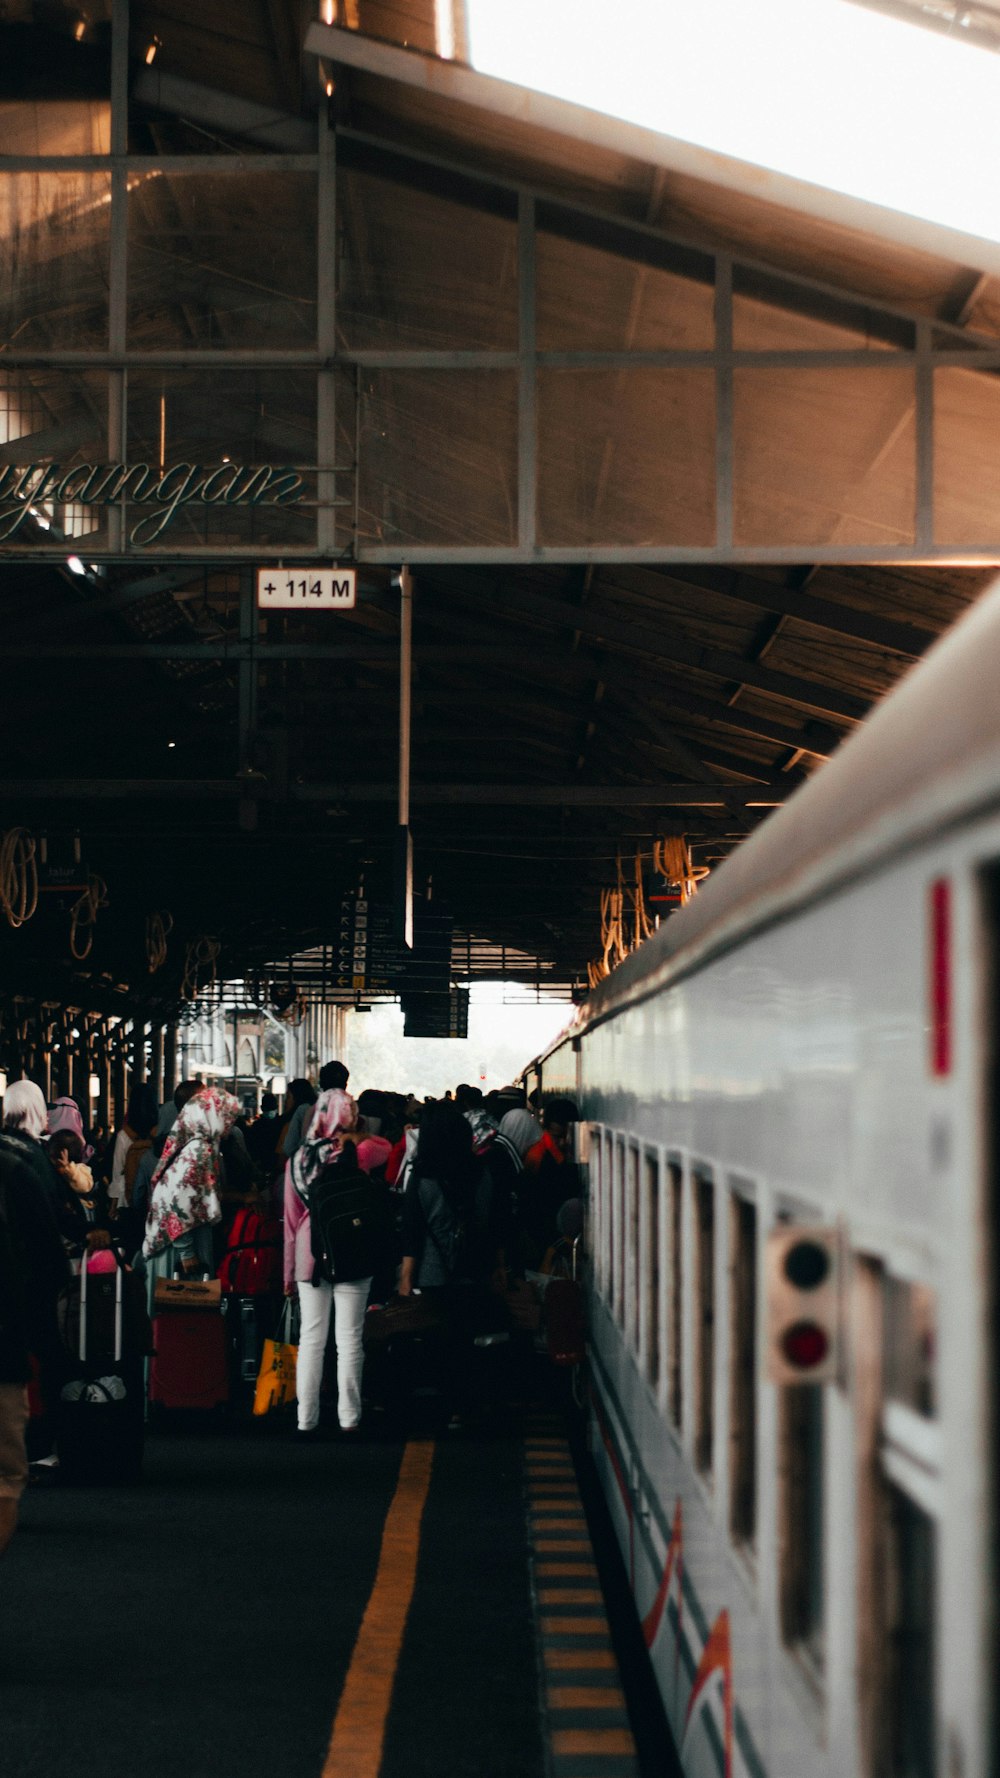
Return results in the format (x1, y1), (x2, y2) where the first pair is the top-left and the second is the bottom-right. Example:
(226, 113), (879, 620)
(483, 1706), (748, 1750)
(283, 1089), (373, 1440)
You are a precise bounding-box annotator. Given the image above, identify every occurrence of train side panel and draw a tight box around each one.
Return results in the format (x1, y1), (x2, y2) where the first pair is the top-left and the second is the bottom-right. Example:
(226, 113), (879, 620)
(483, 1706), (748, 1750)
(564, 820), (994, 1778)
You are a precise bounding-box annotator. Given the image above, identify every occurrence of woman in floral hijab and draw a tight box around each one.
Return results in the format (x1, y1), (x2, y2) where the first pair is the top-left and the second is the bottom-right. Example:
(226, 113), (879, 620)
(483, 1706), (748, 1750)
(143, 1085), (240, 1276)
(290, 1087), (357, 1205)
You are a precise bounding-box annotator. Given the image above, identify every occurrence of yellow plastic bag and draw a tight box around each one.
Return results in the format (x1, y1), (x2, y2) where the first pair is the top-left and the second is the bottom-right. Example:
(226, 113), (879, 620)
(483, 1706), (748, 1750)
(253, 1301), (298, 1417)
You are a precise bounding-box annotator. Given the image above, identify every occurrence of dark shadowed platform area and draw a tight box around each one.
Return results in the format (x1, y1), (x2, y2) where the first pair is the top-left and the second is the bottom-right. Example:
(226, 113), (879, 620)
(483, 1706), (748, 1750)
(0, 1416), (545, 1778)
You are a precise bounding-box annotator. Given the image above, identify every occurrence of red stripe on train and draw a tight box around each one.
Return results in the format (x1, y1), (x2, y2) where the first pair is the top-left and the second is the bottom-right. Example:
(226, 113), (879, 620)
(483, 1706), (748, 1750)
(930, 877), (952, 1077)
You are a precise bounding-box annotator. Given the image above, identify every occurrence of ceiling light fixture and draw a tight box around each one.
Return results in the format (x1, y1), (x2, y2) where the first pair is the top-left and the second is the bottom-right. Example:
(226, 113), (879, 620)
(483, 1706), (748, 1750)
(145, 37), (160, 64)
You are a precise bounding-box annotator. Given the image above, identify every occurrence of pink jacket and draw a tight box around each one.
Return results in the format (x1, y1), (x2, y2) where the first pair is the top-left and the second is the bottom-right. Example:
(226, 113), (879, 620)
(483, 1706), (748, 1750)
(283, 1165), (315, 1287)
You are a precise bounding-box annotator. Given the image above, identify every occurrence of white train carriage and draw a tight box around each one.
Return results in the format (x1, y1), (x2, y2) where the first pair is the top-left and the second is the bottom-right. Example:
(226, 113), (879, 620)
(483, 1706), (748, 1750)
(529, 579), (1000, 1778)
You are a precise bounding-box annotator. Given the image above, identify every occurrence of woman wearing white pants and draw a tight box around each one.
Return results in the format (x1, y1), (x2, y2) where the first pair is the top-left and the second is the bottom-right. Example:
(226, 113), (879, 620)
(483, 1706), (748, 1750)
(283, 1088), (374, 1438)
(293, 1274), (371, 1434)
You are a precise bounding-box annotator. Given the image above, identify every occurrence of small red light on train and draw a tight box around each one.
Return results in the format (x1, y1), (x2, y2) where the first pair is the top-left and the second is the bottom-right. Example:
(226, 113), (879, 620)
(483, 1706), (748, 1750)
(780, 1321), (829, 1368)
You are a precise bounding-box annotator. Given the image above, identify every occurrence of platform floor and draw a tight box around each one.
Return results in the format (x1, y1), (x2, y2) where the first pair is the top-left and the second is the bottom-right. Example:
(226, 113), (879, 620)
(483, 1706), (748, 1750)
(0, 1400), (663, 1778)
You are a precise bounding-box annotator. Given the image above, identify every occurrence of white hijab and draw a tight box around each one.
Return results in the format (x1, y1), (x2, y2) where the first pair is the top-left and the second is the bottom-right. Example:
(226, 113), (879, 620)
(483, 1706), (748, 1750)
(498, 1108), (540, 1157)
(2, 1079), (48, 1140)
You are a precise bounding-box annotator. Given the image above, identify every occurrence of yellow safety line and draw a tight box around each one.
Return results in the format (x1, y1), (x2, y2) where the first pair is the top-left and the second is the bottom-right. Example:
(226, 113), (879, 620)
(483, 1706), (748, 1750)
(322, 1440), (436, 1778)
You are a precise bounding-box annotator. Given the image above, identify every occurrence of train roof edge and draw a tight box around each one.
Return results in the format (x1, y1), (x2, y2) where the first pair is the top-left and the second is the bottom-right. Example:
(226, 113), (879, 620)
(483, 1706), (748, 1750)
(544, 571), (1000, 1054)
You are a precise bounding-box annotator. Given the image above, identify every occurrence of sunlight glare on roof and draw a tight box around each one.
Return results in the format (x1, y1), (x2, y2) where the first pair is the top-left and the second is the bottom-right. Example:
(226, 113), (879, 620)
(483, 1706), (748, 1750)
(465, 0), (1000, 253)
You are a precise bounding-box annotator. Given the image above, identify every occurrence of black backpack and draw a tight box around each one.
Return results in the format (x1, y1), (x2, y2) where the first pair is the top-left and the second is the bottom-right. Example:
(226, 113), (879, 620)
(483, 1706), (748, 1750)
(309, 1153), (393, 1284)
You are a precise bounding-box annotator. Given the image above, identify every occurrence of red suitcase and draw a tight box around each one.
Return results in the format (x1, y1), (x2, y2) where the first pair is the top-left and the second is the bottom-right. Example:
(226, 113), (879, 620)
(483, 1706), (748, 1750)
(149, 1309), (230, 1410)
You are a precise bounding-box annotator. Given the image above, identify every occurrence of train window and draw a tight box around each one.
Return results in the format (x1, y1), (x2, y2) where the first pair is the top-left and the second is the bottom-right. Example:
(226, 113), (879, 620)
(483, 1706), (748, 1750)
(643, 1151), (661, 1389)
(778, 1384), (825, 1671)
(602, 1130), (614, 1302)
(614, 1137), (626, 1328)
(884, 1487), (937, 1778)
(588, 1128), (603, 1297)
(667, 1161), (683, 1429)
(729, 1192), (757, 1547)
(628, 1145), (641, 1354)
(856, 1256), (939, 1778)
(694, 1172), (715, 1476)
(883, 1277), (936, 1418)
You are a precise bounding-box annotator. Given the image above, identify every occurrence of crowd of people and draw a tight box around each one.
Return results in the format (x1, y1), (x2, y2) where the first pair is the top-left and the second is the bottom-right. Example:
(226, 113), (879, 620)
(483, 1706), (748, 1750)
(0, 1064), (583, 1554)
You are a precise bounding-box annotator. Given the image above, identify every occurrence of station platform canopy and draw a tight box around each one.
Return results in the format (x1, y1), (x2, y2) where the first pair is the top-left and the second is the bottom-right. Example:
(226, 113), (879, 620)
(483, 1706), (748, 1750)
(1, 0), (1000, 1032)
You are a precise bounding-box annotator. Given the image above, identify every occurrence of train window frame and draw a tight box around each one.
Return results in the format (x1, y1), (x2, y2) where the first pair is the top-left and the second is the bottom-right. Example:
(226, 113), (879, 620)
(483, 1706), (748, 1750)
(641, 1146), (662, 1391)
(693, 1166), (715, 1480)
(603, 1128), (615, 1315)
(614, 1134), (626, 1330)
(854, 1252), (941, 1778)
(777, 1380), (826, 1686)
(728, 1182), (758, 1555)
(588, 1123), (604, 1300)
(627, 1140), (641, 1356)
(773, 1197), (828, 1691)
(666, 1156), (684, 1433)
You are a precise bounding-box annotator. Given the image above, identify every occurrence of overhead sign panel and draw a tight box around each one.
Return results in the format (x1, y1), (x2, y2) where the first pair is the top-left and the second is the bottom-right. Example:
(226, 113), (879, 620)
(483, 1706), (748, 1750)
(256, 568), (356, 611)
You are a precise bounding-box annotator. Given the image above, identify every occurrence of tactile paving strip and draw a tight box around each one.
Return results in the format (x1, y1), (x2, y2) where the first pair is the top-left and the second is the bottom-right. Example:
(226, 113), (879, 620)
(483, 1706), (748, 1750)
(525, 1418), (640, 1778)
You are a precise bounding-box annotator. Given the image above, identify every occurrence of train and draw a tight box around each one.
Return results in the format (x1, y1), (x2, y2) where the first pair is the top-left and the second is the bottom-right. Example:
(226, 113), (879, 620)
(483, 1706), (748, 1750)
(524, 577), (1000, 1778)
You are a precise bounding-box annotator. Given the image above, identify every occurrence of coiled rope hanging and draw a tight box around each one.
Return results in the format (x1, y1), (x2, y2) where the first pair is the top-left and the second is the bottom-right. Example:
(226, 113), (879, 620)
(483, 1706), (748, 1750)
(69, 875), (109, 961)
(653, 835), (709, 906)
(145, 909), (174, 974)
(181, 934), (221, 1001)
(0, 827), (39, 928)
(587, 840), (706, 989)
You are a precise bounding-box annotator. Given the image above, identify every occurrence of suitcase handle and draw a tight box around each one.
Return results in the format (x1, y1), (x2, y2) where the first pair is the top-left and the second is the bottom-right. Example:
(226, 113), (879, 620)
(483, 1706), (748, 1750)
(78, 1247), (124, 1365)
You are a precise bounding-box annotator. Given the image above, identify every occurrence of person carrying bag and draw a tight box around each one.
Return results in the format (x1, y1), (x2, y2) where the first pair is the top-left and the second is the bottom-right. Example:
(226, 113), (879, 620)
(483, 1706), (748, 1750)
(284, 1090), (392, 1440)
(397, 1102), (508, 1430)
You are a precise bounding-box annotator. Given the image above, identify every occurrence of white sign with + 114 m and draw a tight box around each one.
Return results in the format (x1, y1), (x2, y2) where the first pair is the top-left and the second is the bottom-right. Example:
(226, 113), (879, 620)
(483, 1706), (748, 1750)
(256, 567), (357, 611)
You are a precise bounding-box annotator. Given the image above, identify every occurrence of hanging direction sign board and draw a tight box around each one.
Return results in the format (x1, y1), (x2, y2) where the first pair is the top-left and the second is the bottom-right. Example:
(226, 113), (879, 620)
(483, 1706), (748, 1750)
(401, 988), (469, 1040)
(335, 895), (454, 997)
(256, 567), (356, 610)
(337, 895), (401, 993)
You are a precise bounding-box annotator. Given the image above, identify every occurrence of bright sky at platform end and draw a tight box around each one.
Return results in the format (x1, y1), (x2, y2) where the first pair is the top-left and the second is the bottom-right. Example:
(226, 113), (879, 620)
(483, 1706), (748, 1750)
(465, 0), (1000, 256)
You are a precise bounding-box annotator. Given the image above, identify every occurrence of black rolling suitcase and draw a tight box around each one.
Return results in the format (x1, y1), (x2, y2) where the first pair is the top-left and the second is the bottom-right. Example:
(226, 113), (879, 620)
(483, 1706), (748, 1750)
(58, 1254), (145, 1485)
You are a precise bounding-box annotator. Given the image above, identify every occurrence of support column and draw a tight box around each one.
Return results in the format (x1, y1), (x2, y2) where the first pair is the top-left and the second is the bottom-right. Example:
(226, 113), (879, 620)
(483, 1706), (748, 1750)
(94, 1019), (111, 1136)
(107, 0), (128, 552)
(134, 1020), (149, 1085)
(163, 1022), (178, 1102)
(150, 1023), (164, 1103)
(316, 104), (338, 555)
(112, 1026), (128, 1130)
(395, 564), (414, 949)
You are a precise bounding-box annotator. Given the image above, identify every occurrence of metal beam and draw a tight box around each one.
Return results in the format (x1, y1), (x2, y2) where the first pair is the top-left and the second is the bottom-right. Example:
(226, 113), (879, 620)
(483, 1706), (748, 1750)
(304, 22), (1000, 282)
(132, 69), (317, 152)
(442, 577), (871, 722)
(660, 566), (939, 657)
(0, 778), (788, 807)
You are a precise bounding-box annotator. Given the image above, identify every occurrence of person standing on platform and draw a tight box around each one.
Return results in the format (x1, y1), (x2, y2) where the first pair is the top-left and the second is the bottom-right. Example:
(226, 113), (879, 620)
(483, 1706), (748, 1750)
(0, 1142), (70, 1557)
(283, 1087), (374, 1440)
(280, 1061), (350, 1166)
(276, 1077), (318, 1166)
(107, 1083), (159, 1247)
(142, 1086), (240, 1295)
(2, 1080), (59, 1214)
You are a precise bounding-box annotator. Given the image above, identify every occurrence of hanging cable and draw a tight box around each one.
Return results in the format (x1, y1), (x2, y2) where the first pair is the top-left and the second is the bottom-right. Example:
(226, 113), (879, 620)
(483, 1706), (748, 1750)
(181, 934), (221, 1001)
(653, 835), (709, 906)
(0, 827), (39, 929)
(69, 874), (109, 960)
(145, 909), (174, 974)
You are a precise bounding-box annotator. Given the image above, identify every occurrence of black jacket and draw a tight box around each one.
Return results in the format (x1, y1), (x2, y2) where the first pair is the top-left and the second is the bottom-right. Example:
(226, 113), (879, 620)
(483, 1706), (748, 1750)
(0, 1138), (72, 1384)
